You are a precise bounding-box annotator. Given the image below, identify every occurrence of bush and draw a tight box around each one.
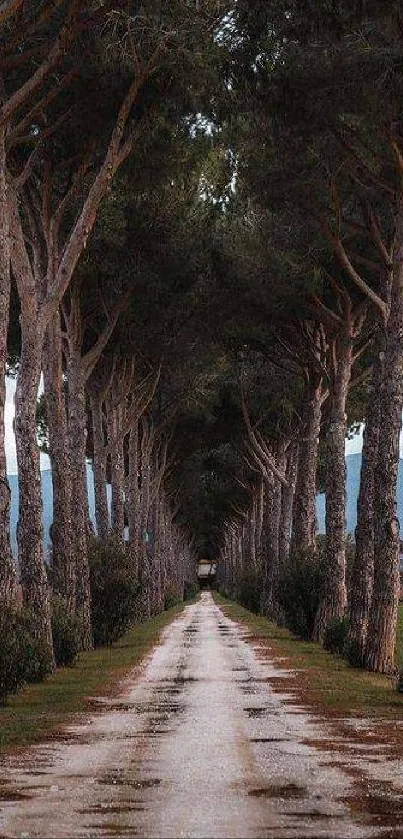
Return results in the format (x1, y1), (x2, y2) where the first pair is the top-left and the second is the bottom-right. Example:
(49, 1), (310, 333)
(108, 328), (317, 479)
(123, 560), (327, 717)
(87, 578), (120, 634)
(89, 538), (139, 647)
(183, 581), (199, 601)
(323, 616), (348, 655)
(237, 566), (261, 614)
(164, 584), (182, 610)
(51, 596), (82, 667)
(343, 636), (364, 668)
(396, 669), (403, 693)
(0, 604), (53, 705)
(278, 546), (325, 639)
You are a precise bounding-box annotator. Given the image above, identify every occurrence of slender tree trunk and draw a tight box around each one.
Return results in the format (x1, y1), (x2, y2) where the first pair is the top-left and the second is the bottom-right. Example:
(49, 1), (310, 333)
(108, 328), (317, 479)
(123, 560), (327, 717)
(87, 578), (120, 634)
(128, 421), (140, 573)
(43, 313), (75, 611)
(15, 321), (53, 656)
(90, 393), (109, 540)
(107, 402), (125, 542)
(291, 383), (322, 554)
(279, 441), (298, 568)
(365, 215), (403, 673)
(315, 336), (351, 639)
(67, 351), (92, 648)
(260, 476), (275, 616)
(262, 442), (286, 619)
(348, 347), (383, 663)
(0, 123), (15, 601)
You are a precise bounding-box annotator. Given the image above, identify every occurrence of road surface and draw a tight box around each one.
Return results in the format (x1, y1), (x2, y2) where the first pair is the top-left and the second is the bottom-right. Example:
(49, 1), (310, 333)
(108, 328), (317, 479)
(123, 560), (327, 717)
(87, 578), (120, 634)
(0, 592), (401, 838)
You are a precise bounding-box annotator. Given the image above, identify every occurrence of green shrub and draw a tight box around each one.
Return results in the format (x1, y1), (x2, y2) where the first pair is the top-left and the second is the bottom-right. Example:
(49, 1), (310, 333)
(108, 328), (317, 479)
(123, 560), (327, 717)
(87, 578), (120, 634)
(343, 635), (364, 668)
(51, 596), (82, 667)
(89, 538), (139, 647)
(0, 604), (53, 705)
(164, 583), (182, 609)
(278, 546), (325, 639)
(323, 616), (348, 655)
(183, 581), (199, 601)
(17, 609), (54, 682)
(237, 566), (261, 614)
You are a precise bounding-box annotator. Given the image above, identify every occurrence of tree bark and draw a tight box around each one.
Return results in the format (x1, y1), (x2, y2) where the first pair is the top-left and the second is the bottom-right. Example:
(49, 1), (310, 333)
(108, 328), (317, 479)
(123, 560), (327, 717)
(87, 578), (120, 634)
(15, 322), (53, 655)
(89, 392), (109, 540)
(279, 441), (298, 568)
(291, 383), (322, 554)
(0, 122), (15, 601)
(348, 346), (383, 663)
(128, 421), (140, 549)
(43, 312), (75, 611)
(314, 334), (351, 639)
(67, 350), (92, 648)
(262, 443), (286, 620)
(107, 400), (125, 542)
(365, 215), (403, 673)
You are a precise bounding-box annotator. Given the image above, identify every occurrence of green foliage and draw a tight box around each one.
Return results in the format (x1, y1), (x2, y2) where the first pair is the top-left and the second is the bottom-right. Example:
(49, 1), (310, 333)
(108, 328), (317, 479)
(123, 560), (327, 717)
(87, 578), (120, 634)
(89, 538), (139, 647)
(279, 547), (325, 640)
(237, 566), (261, 614)
(183, 581), (199, 601)
(0, 604), (53, 705)
(396, 669), (403, 694)
(344, 636), (364, 669)
(323, 617), (349, 656)
(164, 584), (182, 610)
(51, 597), (82, 667)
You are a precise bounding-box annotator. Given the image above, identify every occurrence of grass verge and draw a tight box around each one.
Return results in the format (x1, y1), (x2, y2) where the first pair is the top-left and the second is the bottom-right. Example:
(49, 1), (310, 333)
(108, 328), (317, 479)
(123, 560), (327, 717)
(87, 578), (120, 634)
(0, 602), (188, 753)
(213, 593), (403, 720)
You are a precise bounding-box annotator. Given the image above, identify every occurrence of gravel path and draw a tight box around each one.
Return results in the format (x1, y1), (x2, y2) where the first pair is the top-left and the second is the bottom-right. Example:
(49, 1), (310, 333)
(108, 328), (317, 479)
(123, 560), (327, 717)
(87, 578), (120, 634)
(0, 592), (401, 838)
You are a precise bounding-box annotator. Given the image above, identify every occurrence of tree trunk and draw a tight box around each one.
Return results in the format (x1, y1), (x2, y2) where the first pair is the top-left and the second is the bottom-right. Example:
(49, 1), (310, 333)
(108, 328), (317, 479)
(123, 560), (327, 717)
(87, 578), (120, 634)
(315, 336), (351, 639)
(365, 218), (403, 673)
(127, 421), (141, 577)
(260, 476), (275, 616)
(15, 321), (53, 656)
(348, 346), (383, 663)
(67, 351), (92, 648)
(291, 383), (322, 554)
(0, 123), (15, 601)
(90, 393), (109, 540)
(43, 312), (75, 611)
(262, 442), (286, 620)
(279, 441), (298, 568)
(107, 401), (125, 542)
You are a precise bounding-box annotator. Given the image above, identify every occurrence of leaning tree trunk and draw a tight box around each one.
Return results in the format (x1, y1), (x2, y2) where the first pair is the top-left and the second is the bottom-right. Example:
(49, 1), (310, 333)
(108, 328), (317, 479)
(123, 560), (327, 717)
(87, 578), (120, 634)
(67, 351), (92, 649)
(0, 122), (15, 601)
(15, 318), (54, 657)
(43, 313), (75, 612)
(90, 392), (109, 540)
(291, 382), (322, 555)
(348, 346), (383, 664)
(365, 225), (403, 673)
(314, 335), (351, 640)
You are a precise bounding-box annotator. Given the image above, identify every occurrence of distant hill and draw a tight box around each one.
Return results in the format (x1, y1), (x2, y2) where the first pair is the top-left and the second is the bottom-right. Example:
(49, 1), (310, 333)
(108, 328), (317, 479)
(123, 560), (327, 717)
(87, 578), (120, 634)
(8, 454), (403, 553)
(316, 453), (403, 534)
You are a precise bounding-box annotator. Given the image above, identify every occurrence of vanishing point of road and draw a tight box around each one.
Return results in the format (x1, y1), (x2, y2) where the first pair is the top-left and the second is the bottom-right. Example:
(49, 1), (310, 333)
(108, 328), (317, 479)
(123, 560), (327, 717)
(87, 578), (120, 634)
(0, 592), (401, 838)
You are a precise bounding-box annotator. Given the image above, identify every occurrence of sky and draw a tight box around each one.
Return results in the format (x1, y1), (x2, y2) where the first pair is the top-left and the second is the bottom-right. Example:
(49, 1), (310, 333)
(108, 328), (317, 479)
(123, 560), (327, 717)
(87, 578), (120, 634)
(4, 376), (366, 476)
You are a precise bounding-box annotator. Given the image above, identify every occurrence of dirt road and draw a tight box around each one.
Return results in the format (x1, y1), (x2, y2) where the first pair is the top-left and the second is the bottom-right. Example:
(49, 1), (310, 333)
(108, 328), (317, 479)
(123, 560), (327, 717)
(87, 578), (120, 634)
(0, 592), (402, 838)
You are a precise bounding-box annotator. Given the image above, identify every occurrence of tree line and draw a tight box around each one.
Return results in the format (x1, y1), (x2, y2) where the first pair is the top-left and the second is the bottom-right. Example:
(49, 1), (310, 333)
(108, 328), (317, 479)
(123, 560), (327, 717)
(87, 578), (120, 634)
(1, 1), (403, 680)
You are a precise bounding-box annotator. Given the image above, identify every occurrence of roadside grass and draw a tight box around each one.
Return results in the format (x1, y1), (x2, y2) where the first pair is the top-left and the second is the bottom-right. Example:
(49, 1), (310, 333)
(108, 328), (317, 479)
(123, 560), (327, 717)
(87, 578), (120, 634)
(0, 603), (188, 753)
(214, 593), (403, 719)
